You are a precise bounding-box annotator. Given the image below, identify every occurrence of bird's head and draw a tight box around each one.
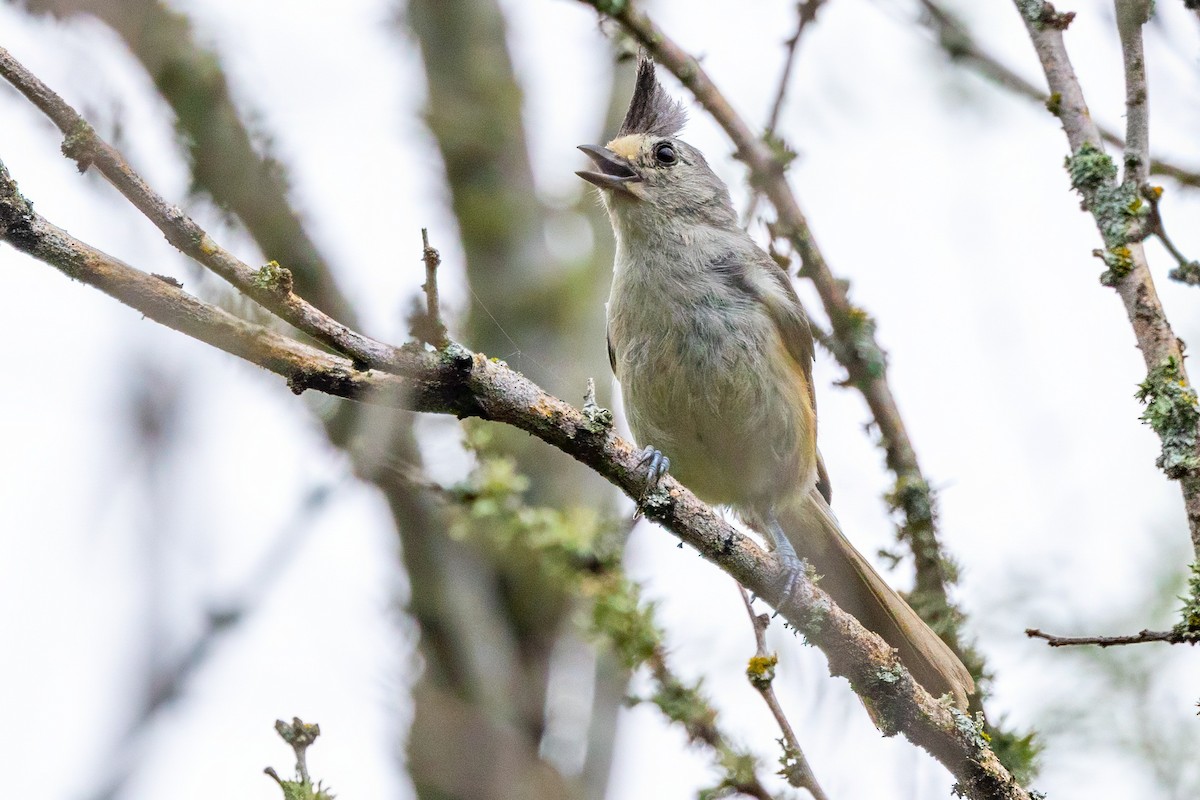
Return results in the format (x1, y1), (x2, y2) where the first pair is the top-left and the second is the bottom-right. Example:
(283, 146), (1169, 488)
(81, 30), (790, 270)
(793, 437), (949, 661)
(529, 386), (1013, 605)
(577, 57), (736, 235)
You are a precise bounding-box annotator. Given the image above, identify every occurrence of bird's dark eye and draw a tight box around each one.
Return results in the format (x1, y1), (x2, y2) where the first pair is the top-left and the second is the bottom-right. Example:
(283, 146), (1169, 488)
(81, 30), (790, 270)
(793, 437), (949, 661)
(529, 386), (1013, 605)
(654, 142), (677, 165)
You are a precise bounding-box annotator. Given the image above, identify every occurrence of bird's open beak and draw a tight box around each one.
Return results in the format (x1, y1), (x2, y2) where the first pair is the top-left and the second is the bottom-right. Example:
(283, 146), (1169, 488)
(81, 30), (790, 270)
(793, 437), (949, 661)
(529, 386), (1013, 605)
(576, 145), (642, 196)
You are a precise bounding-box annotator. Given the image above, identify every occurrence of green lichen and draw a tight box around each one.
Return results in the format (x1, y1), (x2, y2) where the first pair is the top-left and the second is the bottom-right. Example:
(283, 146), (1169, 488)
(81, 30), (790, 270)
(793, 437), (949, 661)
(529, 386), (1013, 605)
(252, 259), (294, 294)
(591, 0), (628, 14)
(1168, 260), (1200, 286)
(1016, 0), (1047, 24)
(1136, 357), (1200, 480)
(841, 304), (887, 380)
(1044, 92), (1062, 116)
(949, 707), (991, 750)
(60, 119), (97, 172)
(746, 653), (777, 690)
(1065, 143), (1149, 256)
(1099, 245), (1134, 286)
(1065, 143), (1118, 193)
(592, 582), (661, 668)
(1172, 562), (1200, 642)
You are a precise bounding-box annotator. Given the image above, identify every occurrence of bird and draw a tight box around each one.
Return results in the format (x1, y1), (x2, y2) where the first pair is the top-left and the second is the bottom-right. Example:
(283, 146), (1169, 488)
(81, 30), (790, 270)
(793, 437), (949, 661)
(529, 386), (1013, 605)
(576, 56), (974, 708)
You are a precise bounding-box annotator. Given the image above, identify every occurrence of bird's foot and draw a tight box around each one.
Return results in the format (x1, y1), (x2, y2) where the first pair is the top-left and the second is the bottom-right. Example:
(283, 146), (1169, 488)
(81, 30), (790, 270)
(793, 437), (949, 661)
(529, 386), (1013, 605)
(765, 514), (806, 610)
(633, 445), (670, 519)
(771, 549), (806, 611)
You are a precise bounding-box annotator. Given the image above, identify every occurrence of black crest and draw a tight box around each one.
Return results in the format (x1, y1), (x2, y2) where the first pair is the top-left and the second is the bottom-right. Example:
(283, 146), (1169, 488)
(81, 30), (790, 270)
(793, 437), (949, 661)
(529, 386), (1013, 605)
(617, 57), (687, 138)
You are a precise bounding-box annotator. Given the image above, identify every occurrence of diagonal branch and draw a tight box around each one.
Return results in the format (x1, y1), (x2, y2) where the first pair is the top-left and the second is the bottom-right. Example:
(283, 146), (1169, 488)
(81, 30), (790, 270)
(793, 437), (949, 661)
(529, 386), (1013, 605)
(0, 46), (403, 372)
(0, 158), (1030, 800)
(740, 588), (829, 800)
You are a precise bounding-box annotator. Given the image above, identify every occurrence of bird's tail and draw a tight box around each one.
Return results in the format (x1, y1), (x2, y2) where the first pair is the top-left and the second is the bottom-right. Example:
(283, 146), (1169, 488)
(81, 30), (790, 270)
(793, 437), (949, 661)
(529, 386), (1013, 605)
(771, 488), (974, 708)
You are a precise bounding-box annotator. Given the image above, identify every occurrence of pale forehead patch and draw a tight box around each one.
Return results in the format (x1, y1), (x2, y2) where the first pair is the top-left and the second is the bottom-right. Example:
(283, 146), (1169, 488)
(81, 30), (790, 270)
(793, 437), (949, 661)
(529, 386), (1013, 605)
(605, 134), (645, 161)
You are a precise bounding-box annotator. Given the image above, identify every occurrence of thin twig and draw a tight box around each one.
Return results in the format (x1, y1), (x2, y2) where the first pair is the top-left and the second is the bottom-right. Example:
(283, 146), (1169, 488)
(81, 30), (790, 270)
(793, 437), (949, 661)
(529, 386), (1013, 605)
(0, 159), (1031, 800)
(1025, 627), (1189, 647)
(739, 587), (830, 800)
(1140, 184), (1200, 285)
(84, 483), (337, 800)
(744, 0), (829, 225)
(412, 227), (450, 347)
(647, 646), (779, 800)
(1116, 0), (1152, 185)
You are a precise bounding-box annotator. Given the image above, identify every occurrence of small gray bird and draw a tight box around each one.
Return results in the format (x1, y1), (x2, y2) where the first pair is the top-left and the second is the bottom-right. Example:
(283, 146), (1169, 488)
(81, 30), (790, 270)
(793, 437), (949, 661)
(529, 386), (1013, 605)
(577, 57), (973, 707)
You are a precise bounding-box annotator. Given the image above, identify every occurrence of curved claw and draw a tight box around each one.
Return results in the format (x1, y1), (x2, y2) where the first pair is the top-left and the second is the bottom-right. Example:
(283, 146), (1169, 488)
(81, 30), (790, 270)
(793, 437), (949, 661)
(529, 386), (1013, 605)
(637, 445), (671, 489)
(766, 515), (806, 609)
(633, 445), (671, 518)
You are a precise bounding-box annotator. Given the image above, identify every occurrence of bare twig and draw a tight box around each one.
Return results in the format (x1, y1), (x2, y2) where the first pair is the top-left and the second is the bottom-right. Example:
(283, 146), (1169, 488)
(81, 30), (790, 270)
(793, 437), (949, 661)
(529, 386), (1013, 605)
(646, 646), (779, 800)
(1025, 627), (1188, 647)
(744, 0), (829, 225)
(1140, 184), (1200, 285)
(1116, 0), (1152, 185)
(1012, 1), (1200, 560)
(914, 0), (1200, 189)
(739, 588), (829, 800)
(412, 227), (450, 347)
(0, 160), (1030, 800)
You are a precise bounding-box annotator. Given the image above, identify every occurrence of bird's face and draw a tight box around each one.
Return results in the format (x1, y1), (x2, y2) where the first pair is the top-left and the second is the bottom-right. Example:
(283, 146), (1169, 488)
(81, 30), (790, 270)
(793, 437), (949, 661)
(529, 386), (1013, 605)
(578, 131), (736, 236)
(576, 58), (737, 237)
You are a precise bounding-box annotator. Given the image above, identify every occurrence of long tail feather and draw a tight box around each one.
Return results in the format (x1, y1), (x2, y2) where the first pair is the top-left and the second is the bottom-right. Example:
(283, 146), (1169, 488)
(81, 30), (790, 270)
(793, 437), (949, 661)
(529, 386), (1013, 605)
(770, 488), (974, 707)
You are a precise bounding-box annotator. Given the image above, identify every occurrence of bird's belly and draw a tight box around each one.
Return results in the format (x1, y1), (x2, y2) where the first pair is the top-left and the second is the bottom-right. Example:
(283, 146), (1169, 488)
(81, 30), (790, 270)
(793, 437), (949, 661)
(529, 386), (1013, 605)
(617, 318), (814, 509)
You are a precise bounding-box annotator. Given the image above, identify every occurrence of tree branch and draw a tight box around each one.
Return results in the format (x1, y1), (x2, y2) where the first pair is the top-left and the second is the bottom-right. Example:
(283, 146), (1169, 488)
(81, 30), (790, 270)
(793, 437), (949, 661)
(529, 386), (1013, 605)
(0, 156), (1030, 799)
(0, 46), (404, 372)
(1025, 627), (1188, 647)
(1012, 1), (1200, 560)
(740, 588), (829, 800)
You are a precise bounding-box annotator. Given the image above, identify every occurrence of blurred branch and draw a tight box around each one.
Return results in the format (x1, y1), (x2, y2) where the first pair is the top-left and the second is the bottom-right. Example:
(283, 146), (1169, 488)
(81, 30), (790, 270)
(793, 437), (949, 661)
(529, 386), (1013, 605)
(914, 0), (1200, 189)
(82, 484), (336, 800)
(1025, 627), (1185, 647)
(744, 0), (830, 225)
(739, 588), (828, 800)
(411, 451), (783, 800)
(1012, 2), (1200, 561)
(18, 0), (358, 320)
(0, 157), (1031, 800)
(1140, 184), (1200, 286)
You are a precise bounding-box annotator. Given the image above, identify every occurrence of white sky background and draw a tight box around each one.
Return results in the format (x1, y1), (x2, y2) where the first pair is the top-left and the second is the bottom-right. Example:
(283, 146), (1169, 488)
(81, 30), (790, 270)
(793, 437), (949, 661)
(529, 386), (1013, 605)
(1, 0), (1199, 798)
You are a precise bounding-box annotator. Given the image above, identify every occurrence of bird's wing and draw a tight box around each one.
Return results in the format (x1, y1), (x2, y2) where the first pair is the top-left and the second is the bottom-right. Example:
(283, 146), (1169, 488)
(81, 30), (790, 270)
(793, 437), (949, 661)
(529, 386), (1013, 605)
(757, 257), (832, 504)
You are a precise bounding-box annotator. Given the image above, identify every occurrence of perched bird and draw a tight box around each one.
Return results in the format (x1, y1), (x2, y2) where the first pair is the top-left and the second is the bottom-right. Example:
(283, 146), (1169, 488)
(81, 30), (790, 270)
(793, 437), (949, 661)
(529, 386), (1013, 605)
(577, 57), (974, 707)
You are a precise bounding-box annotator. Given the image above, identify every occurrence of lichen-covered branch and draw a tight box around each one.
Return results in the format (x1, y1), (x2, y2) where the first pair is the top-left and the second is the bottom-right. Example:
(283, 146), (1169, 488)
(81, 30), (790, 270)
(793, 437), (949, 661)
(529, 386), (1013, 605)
(1013, 1), (1200, 560)
(740, 588), (829, 800)
(0, 155), (1030, 799)
(0, 46), (404, 372)
(18, 0), (358, 322)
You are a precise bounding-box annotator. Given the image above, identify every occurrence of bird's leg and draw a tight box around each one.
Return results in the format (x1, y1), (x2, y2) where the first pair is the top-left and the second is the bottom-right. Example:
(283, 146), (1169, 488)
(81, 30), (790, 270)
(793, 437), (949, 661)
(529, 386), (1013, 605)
(765, 513), (805, 608)
(633, 445), (670, 518)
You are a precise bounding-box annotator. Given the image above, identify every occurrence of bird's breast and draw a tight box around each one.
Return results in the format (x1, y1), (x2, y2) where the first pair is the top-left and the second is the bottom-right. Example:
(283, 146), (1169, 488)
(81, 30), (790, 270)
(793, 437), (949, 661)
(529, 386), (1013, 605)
(607, 263), (815, 509)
